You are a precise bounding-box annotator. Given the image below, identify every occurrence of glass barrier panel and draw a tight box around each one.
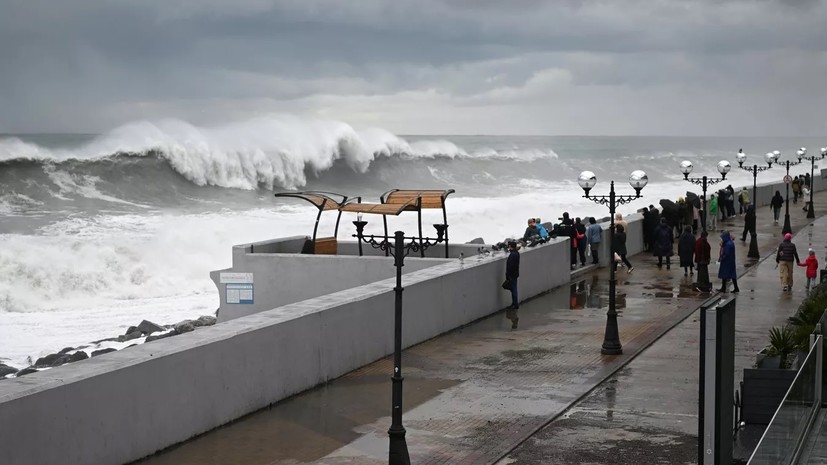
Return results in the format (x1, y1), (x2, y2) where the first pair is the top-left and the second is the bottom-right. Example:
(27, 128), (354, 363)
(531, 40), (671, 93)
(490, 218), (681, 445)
(748, 339), (821, 465)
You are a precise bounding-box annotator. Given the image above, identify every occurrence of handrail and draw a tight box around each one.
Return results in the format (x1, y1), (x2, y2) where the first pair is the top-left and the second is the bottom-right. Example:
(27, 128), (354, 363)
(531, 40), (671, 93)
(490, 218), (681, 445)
(746, 334), (822, 465)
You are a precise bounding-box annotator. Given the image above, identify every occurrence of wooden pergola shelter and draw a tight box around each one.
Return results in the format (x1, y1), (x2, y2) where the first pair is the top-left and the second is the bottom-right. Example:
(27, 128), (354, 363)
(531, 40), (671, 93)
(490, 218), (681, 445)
(339, 189), (455, 258)
(272, 191), (360, 254)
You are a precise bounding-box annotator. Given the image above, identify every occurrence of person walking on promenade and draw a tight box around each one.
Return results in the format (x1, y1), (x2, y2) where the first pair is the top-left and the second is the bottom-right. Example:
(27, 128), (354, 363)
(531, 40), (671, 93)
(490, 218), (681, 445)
(695, 230), (712, 292)
(653, 218), (674, 269)
(718, 231), (740, 293)
(776, 233), (800, 292)
(613, 223), (633, 273)
(708, 194), (719, 231)
(741, 203), (756, 242)
(805, 172), (812, 189)
(614, 213), (628, 234)
(725, 185), (737, 219)
(802, 185), (812, 212)
(792, 176), (801, 203)
(575, 217), (587, 267)
(738, 187), (749, 215)
(798, 248), (819, 293)
(586, 217), (602, 265)
(678, 225), (695, 276)
(770, 191), (784, 224)
(505, 241), (520, 328)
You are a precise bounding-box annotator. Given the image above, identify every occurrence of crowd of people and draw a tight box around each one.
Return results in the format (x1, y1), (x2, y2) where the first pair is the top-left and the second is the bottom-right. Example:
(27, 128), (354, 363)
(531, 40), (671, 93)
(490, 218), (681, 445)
(505, 184), (822, 313)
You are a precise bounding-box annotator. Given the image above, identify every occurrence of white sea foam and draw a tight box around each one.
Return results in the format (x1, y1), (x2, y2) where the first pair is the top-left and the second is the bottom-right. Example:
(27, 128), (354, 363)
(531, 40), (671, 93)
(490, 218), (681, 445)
(0, 117), (557, 192)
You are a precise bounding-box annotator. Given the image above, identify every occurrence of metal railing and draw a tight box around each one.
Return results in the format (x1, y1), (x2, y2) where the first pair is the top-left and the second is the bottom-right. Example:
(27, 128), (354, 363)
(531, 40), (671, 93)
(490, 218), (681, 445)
(747, 335), (823, 465)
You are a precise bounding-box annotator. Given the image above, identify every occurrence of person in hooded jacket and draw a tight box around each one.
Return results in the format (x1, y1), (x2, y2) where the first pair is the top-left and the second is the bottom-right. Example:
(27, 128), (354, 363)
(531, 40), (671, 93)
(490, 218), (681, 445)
(708, 194), (719, 231)
(792, 176), (801, 203)
(798, 248), (819, 293)
(776, 232), (800, 292)
(741, 203), (756, 242)
(695, 230), (712, 292)
(559, 212), (577, 269)
(718, 231), (739, 293)
(770, 191), (784, 224)
(613, 223), (633, 272)
(574, 217), (587, 267)
(653, 217), (674, 269)
(678, 225), (695, 276)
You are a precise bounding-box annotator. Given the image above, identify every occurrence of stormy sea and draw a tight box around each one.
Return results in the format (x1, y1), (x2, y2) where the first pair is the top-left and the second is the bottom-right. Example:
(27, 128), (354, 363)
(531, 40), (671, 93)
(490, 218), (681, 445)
(0, 115), (822, 367)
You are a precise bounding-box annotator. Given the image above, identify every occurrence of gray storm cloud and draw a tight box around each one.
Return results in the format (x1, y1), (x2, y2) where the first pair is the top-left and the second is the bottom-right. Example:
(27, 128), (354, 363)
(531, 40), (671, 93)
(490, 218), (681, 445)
(1, 0), (826, 135)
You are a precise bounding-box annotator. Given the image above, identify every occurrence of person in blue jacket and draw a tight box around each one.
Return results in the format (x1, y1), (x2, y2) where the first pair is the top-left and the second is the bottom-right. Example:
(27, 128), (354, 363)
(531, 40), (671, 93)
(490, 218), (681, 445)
(717, 231), (740, 293)
(535, 218), (549, 239)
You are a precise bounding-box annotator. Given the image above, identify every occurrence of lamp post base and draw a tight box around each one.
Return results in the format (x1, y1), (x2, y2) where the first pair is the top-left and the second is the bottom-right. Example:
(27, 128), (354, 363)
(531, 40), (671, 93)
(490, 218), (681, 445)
(807, 202), (815, 219)
(748, 233), (760, 259)
(388, 426), (411, 465)
(782, 214), (792, 235)
(601, 343), (623, 355)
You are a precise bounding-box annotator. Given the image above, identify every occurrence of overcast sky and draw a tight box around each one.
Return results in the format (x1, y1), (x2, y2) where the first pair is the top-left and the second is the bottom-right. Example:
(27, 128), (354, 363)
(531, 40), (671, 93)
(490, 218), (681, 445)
(2, 0), (827, 135)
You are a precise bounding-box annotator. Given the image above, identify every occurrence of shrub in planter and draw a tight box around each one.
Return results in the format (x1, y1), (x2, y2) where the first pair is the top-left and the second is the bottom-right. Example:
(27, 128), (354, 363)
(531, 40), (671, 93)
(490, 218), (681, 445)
(767, 326), (796, 369)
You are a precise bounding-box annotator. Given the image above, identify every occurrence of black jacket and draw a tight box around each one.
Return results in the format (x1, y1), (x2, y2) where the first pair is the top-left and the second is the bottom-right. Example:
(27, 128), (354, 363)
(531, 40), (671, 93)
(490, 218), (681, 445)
(613, 231), (627, 255)
(777, 240), (800, 263)
(506, 250), (520, 279)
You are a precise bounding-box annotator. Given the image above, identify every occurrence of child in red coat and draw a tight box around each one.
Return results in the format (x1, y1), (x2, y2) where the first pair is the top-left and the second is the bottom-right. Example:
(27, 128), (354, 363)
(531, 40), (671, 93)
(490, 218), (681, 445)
(798, 248), (819, 292)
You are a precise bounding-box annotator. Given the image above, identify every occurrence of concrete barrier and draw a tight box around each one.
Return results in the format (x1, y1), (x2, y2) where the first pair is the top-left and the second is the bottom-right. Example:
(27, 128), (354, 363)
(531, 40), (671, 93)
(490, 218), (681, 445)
(0, 235), (570, 465)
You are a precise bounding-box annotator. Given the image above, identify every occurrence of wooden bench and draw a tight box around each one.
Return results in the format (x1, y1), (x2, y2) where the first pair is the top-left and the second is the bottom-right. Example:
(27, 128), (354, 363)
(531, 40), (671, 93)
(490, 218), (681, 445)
(314, 236), (338, 255)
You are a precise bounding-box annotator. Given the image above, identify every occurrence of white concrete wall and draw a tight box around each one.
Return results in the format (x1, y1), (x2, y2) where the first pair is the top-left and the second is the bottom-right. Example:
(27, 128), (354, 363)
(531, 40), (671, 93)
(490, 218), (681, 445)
(0, 237), (570, 465)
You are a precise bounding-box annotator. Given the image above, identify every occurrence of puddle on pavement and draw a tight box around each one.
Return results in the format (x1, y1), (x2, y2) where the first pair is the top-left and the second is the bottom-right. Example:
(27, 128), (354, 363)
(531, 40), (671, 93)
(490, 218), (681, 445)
(135, 370), (459, 465)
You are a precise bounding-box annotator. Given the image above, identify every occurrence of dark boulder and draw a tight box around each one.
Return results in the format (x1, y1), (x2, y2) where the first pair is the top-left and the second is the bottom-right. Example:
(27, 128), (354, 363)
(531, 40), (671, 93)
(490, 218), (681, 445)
(145, 332), (175, 343)
(0, 364), (18, 377)
(197, 315), (217, 326)
(174, 321), (195, 334)
(91, 348), (118, 357)
(34, 353), (62, 368)
(58, 347), (75, 355)
(68, 351), (88, 363)
(137, 320), (165, 335)
(16, 367), (38, 377)
(125, 326), (138, 335)
(466, 237), (485, 245)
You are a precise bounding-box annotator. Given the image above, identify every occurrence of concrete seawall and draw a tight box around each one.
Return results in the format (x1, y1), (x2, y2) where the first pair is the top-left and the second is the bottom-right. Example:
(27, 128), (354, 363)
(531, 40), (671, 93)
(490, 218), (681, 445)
(0, 171), (823, 465)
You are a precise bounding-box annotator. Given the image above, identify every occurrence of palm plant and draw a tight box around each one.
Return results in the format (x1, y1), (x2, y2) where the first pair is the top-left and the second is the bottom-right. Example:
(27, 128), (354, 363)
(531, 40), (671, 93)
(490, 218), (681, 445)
(767, 326), (796, 369)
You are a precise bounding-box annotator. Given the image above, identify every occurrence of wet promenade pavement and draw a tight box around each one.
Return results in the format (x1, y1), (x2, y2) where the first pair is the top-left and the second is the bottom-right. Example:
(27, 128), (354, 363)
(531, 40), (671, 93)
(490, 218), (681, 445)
(138, 192), (827, 465)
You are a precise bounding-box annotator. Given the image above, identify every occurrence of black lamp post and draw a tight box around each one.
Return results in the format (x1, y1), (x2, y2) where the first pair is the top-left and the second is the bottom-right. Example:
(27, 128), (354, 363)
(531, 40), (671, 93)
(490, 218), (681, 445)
(735, 150), (775, 259)
(800, 147), (826, 219)
(777, 150), (803, 235)
(679, 159), (731, 232)
(578, 169), (648, 355)
(351, 223), (447, 465)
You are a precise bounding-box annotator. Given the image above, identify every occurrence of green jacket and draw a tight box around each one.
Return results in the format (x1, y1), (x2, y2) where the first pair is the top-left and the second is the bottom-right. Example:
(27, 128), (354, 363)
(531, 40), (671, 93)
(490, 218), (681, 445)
(709, 197), (719, 214)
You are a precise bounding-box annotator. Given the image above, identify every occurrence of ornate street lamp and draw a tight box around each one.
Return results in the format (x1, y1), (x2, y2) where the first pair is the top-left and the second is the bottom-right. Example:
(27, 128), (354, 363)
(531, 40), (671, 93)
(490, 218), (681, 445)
(351, 225), (447, 465)
(777, 150), (804, 235)
(799, 147), (826, 219)
(578, 169), (647, 355)
(735, 150), (775, 258)
(679, 159), (731, 232)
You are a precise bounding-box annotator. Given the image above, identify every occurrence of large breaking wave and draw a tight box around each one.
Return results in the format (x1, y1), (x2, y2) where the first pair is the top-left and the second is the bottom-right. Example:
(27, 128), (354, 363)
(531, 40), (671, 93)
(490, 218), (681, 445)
(0, 116), (558, 191)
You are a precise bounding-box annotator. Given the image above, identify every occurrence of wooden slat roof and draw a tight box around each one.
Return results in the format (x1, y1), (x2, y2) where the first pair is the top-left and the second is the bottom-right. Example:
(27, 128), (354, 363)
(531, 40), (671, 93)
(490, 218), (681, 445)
(273, 191), (351, 211)
(339, 201), (417, 216)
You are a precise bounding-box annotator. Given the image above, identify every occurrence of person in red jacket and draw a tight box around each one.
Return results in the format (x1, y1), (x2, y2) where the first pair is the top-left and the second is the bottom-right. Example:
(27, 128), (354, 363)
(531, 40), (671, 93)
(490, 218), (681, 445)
(798, 248), (819, 292)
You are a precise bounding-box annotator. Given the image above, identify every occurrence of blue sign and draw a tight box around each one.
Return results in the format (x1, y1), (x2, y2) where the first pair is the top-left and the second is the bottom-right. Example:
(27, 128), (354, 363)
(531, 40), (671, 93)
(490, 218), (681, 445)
(226, 283), (254, 304)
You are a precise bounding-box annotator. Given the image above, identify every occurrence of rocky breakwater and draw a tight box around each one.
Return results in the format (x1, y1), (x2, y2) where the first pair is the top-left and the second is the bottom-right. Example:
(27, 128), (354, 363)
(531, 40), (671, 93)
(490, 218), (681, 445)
(0, 315), (217, 381)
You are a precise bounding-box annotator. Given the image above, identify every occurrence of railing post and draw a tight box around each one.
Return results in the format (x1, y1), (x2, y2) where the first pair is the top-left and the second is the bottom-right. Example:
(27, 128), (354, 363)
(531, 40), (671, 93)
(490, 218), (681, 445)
(817, 335), (823, 407)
